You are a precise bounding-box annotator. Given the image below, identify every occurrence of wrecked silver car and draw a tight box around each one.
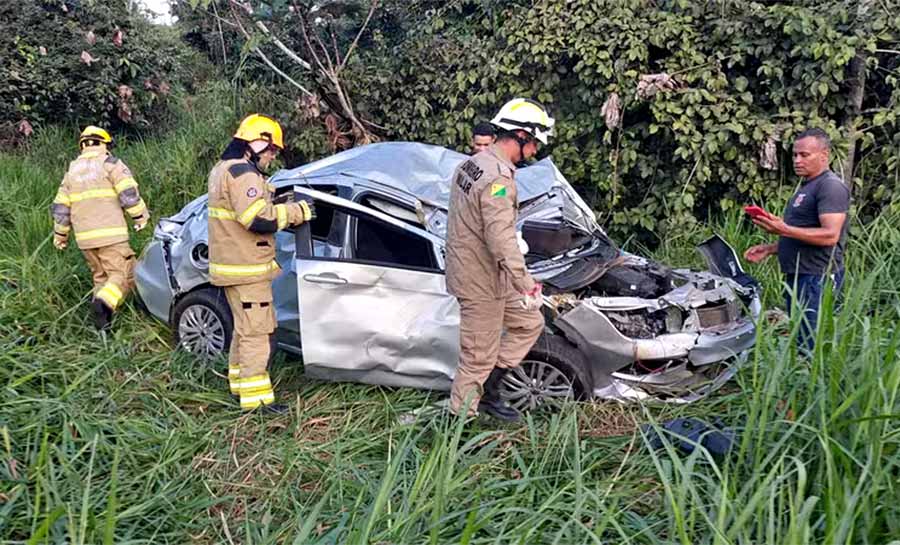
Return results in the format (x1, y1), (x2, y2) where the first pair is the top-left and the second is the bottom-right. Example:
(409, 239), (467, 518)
(135, 143), (760, 407)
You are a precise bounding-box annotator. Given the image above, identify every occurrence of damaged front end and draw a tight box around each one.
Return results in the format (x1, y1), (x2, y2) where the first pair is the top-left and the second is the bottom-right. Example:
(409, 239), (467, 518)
(545, 240), (760, 403)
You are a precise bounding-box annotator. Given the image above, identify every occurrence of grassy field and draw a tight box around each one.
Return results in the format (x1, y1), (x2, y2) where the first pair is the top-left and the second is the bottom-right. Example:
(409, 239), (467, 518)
(1, 95), (899, 544)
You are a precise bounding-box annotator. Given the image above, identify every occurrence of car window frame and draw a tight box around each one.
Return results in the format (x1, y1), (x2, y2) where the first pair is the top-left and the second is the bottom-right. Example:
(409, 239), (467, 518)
(292, 186), (444, 275)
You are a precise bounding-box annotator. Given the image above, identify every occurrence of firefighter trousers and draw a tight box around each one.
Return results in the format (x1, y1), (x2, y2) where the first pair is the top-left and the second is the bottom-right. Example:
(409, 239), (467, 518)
(224, 281), (277, 410)
(82, 241), (135, 311)
(449, 292), (544, 416)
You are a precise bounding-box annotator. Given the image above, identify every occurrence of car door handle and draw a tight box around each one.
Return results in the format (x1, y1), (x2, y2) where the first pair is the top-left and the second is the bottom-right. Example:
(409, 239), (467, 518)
(303, 273), (348, 285)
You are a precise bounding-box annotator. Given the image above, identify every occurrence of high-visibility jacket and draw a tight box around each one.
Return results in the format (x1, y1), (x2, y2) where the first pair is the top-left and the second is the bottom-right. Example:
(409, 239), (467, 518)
(51, 148), (148, 250)
(207, 159), (309, 287)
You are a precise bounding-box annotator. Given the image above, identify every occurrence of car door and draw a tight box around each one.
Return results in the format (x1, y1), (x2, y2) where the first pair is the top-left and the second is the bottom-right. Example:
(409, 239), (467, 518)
(293, 187), (460, 391)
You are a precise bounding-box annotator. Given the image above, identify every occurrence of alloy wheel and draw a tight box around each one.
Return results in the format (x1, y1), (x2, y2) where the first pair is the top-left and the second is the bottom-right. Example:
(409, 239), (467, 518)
(178, 304), (226, 360)
(497, 360), (575, 412)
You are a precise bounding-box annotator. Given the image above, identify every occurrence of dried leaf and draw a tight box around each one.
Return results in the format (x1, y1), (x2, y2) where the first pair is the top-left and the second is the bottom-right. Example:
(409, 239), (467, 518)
(79, 51), (95, 65)
(601, 92), (622, 129)
(17, 119), (34, 137)
(158, 81), (171, 95)
(38, 46), (47, 56)
(85, 31), (96, 45)
(113, 29), (124, 47)
(118, 103), (133, 123)
(118, 85), (133, 99)
(636, 73), (679, 100)
(298, 94), (322, 121)
(759, 136), (777, 170)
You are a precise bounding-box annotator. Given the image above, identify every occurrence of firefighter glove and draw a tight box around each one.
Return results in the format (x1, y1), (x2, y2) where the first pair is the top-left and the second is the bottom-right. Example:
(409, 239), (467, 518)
(521, 282), (543, 311)
(298, 200), (316, 223)
(53, 231), (68, 250)
(133, 215), (149, 232)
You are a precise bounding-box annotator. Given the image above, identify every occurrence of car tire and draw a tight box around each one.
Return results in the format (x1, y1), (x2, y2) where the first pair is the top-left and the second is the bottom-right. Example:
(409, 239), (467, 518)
(495, 333), (593, 412)
(172, 287), (233, 362)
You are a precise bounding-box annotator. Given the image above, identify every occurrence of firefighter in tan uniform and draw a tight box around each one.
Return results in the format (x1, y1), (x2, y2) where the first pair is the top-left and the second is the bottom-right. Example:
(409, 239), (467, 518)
(51, 126), (149, 330)
(446, 98), (556, 421)
(208, 114), (314, 414)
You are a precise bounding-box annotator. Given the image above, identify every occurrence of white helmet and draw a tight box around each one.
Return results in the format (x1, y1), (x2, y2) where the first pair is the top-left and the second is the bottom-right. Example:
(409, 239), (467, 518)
(490, 98), (555, 144)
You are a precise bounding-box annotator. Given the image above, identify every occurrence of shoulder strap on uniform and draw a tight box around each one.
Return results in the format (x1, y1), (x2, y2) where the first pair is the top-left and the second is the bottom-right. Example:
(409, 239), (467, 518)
(105, 156), (120, 165)
(228, 161), (260, 178)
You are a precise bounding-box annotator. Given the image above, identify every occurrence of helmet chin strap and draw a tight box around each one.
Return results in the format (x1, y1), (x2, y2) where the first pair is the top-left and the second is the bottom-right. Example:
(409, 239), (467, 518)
(247, 140), (270, 169)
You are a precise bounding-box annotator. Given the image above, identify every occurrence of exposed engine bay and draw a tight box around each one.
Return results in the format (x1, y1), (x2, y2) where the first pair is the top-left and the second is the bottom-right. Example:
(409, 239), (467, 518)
(520, 218), (760, 403)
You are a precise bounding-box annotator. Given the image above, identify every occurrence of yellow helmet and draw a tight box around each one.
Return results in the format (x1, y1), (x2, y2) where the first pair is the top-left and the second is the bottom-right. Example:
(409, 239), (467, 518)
(233, 114), (284, 149)
(79, 125), (113, 147)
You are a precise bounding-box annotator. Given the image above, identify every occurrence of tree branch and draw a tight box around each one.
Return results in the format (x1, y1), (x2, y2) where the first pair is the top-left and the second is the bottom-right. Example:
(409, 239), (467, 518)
(255, 20), (312, 71)
(339, 0), (378, 74)
(227, 3), (314, 97)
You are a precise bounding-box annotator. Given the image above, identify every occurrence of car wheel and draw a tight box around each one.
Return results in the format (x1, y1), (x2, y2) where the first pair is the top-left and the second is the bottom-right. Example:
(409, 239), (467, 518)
(171, 287), (233, 361)
(495, 334), (592, 412)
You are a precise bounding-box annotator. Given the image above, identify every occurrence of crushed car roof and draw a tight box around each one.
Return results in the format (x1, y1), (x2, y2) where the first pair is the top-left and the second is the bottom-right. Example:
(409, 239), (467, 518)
(270, 142), (563, 208)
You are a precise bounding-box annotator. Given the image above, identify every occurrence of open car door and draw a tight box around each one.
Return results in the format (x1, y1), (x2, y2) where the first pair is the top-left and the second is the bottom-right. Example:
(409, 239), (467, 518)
(292, 187), (460, 391)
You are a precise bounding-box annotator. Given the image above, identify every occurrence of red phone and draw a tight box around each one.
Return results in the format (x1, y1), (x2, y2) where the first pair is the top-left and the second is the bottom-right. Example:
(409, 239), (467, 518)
(743, 205), (770, 219)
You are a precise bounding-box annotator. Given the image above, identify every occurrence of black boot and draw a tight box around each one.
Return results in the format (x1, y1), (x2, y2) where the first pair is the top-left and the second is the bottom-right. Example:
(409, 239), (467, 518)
(91, 298), (113, 331)
(478, 368), (520, 421)
(260, 403), (289, 416)
(478, 398), (521, 422)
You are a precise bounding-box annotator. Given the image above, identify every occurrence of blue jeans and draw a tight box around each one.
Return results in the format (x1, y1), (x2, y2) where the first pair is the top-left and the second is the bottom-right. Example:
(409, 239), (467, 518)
(784, 270), (845, 354)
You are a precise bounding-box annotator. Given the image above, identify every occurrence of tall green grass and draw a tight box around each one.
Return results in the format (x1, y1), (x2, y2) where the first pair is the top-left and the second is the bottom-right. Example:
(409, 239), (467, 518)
(1, 86), (898, 543)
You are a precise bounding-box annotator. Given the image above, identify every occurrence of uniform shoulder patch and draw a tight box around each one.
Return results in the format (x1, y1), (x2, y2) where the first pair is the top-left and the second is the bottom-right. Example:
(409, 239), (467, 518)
(247, 187), (259, 198)
(104, 156), (120, 165)
(228, 161), (258, 179)
(490, 183), (508, 197)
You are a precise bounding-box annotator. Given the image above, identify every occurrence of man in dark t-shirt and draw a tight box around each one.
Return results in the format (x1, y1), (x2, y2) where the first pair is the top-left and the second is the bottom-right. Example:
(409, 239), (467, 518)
(744, 128), (850, 353)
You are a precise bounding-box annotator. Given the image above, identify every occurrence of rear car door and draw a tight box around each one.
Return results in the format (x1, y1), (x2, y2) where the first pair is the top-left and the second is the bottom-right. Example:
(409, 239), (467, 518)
(293, 187), (460, 391)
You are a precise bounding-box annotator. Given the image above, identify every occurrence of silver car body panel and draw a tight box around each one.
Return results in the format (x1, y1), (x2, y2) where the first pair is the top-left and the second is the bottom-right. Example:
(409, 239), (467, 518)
(292, 187), (459, 389)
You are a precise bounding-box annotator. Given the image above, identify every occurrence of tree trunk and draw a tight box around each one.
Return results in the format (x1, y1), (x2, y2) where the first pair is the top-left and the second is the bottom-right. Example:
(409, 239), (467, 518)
(840, 0), (873, 186)
(841, 51), (866, 185)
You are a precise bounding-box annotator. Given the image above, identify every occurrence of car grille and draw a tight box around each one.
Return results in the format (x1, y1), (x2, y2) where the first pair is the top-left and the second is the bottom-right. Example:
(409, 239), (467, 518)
(696, 301), (741, 328)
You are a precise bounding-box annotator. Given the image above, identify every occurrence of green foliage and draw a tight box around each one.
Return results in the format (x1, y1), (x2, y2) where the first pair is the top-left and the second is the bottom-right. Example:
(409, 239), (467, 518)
(180, 0), (900, 242)
(1, 0), (207, 136)
(352, 0), (900, 241)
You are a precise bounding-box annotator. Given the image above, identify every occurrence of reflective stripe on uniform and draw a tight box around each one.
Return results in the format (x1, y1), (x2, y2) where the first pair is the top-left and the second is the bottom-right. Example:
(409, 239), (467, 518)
(80, 151), (102, 158)
(74, 226), (129, 242)
(114, 177), (138, 193)
(240, 391), (275, 409)
(275, 203), (288, 230)
(68, 188), (117, 203)
(208, 207), (237, 220)
(54, 222), (71, 234)
(228, 364), (241, 394)
(239, 373), (276, 409)
(238, 199), (267, 227)
(238, 375), (272, 390)
(96, 282), (124, 310)
(209, 261), (279, 277)
(126, 200), (147, 218)
(54, 191), (71, 206)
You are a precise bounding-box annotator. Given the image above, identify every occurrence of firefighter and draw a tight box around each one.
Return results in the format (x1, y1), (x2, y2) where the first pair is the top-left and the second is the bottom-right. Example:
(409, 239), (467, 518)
(51, 126), (149, 331)
(208, 114), (314, 414)
(445, 98), (555, 421)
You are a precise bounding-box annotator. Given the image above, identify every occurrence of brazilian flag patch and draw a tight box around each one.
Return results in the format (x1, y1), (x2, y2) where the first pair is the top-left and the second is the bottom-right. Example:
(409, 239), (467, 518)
(491, 183), (507, 197)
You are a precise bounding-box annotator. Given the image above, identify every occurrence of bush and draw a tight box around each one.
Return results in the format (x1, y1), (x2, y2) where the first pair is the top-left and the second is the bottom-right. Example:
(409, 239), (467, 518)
(1, 0), (207, 139)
